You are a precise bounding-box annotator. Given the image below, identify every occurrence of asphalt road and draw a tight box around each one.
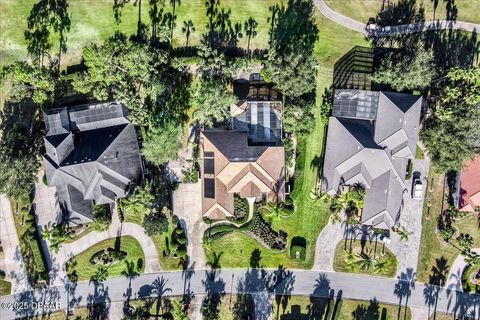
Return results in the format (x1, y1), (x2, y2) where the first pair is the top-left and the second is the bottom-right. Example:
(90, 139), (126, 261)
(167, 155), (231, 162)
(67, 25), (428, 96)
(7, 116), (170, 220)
(1, 268), (479, 319)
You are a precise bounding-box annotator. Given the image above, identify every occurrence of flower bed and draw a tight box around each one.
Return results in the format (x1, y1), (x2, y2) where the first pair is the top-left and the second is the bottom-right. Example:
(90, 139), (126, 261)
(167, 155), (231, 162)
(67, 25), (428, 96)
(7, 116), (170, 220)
(90, 248), (127, 266)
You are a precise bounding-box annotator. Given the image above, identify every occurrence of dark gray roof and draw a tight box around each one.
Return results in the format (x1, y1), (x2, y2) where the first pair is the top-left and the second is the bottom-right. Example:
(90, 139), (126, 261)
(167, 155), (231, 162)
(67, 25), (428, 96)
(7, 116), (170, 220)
(322, 90), (422, 229)
(202, 130), (268, 162)
(43, 102), (142, 222)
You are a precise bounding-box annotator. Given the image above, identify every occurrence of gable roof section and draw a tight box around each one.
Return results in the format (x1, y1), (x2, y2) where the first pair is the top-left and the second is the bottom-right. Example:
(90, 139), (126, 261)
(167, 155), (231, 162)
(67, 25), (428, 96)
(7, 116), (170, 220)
(43, 102), (142, 223)
(322, 90), (422, 228)
(201, 130), (285, 218)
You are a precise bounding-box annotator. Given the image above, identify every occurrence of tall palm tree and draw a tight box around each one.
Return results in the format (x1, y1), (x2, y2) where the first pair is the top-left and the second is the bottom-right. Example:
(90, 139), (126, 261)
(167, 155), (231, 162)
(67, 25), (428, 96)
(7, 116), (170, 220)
(91, 266), (109, 283)
(258, 201), (287, 221)
(182, 20), (195, 47)
(119, 182), (154, 220)
(206, 251), (223, 271)
(396, 226), (413, 241)
(357, 249), (377, 271)
(244, 17), (258, 58)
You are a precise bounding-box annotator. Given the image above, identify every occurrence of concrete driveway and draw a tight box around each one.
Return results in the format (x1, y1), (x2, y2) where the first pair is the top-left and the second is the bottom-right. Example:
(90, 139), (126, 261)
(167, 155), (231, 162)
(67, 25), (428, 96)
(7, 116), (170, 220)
(172, 182), (206, 269)
(388, 155), (430, 277)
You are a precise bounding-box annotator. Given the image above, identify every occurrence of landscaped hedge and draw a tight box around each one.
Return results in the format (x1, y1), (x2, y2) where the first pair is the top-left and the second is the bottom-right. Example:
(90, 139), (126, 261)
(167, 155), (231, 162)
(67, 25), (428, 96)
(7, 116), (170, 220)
(247, 214), (286, 250)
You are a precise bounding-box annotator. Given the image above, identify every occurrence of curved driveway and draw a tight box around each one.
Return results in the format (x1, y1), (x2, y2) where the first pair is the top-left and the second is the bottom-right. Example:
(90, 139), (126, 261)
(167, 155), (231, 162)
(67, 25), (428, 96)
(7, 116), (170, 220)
(1, 268), (479, 320)
(314, 0), (480, 35)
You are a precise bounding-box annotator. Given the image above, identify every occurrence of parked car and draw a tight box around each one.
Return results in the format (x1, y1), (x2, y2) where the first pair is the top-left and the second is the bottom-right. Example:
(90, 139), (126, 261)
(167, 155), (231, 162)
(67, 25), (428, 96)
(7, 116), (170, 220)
(376, 234), (391, 244)
(412, 178), (423, 200)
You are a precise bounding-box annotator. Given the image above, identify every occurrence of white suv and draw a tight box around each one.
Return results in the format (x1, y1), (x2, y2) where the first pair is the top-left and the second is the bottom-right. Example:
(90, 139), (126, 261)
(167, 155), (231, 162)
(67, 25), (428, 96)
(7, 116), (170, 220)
(412, 178), (423, 200)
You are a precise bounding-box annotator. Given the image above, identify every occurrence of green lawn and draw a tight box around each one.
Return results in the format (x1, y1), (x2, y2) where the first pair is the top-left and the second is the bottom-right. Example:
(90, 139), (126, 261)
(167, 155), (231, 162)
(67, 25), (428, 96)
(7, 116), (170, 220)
(10, 198), (48, 284)
(123, 208), (183, 270)
(271, 295), (411, 320)
(333, 240), (398, 277)
(416, 167), (480, 283)
(415, 144), (425, 159)
(0, 278), (12, 296)
(67, 236), (145, 281)
(0, 0), (282, 66)
(324, 0), (480, 24)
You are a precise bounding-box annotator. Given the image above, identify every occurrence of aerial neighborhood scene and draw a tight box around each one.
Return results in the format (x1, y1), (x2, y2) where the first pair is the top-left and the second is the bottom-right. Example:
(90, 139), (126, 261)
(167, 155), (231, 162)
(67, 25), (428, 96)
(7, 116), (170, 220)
(0, 0), (479, 319)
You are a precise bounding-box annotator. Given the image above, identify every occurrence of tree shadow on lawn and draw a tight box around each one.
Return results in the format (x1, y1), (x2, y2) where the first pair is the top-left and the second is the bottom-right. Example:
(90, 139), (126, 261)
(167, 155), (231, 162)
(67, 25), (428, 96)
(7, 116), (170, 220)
(423, 256), (449, 320)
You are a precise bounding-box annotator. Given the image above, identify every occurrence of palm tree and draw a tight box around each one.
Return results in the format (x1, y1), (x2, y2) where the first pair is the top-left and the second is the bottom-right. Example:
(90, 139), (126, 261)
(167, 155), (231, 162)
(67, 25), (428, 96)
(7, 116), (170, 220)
(373, 259), (389, 275)
(344, 251), (359, 272)
(243, 17), (257, 58)
(91, 266), (109, 283)
(464, 251), (480, 265)
(357, 249), (377, 271)
(182, 20), (195, 47)
(350, 182), (366, 208)
(206, 251), (223, 271)
(456, 233), (474, 253)
(42, 222), (74, 253)
(396, 226), (413, 241)
(258, 201), (287, 221)
(119, 182), (154, 220)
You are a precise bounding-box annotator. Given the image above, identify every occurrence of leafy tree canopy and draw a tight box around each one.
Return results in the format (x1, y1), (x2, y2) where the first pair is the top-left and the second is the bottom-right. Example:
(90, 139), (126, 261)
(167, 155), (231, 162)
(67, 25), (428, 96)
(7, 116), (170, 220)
(421, 67), (480, 172)
(1, 61), (55, 105)
(193, 79), (237, 128)
(141, 121), (183, 166)
(263, 0), (319, 98)
(143, 210), (169, 236)
(371, 45), (436, 91)
(73, 32), (166, 126)
(0, 102), (43, 199)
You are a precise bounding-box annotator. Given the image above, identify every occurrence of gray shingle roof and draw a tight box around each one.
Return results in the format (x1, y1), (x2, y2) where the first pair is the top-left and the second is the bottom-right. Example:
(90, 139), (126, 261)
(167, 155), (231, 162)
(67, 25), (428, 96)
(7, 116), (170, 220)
(43, 102), (143, 223)
(322, 90), (422, 229)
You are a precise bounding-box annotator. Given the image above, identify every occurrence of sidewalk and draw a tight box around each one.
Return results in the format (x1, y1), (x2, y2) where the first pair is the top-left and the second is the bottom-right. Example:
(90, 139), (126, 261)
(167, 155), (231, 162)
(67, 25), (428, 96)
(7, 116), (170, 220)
(0, 194), (30, 293)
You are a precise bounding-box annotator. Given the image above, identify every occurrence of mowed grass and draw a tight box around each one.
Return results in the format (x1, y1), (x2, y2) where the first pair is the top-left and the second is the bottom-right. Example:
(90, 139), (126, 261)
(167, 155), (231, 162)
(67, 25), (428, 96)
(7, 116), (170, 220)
(0, 278), (12, 296)
(123, 209), (183, 270)
(0, 0), (282, 66)
(333, 240), (398, 277)
(67, 236), (145, 281)
(271, 295), (411, 320)
(324, 0), (480, 24)
(416, 167), (480, 283)
(205, 15), (369, 269)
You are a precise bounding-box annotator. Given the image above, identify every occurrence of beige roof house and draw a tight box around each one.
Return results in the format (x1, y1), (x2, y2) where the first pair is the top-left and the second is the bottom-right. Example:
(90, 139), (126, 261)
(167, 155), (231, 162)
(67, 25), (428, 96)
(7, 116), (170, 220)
(200, 130), (285, 220)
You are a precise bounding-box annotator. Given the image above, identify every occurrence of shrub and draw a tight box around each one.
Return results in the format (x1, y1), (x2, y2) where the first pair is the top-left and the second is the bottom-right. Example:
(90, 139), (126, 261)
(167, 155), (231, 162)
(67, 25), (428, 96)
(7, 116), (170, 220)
(176, 233), (187, 245)
(175, 227), (184, 235)
(248, 213), (286, 250)
(92, 204), (111, 231)
(234, 196), (248, 219)
(143, 211), (169, 236)
(90, 248), (127, 265)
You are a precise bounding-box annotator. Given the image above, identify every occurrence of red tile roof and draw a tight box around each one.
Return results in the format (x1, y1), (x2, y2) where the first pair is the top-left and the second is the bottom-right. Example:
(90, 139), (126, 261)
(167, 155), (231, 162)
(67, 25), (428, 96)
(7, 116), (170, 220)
(459, 155), (480, 212)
